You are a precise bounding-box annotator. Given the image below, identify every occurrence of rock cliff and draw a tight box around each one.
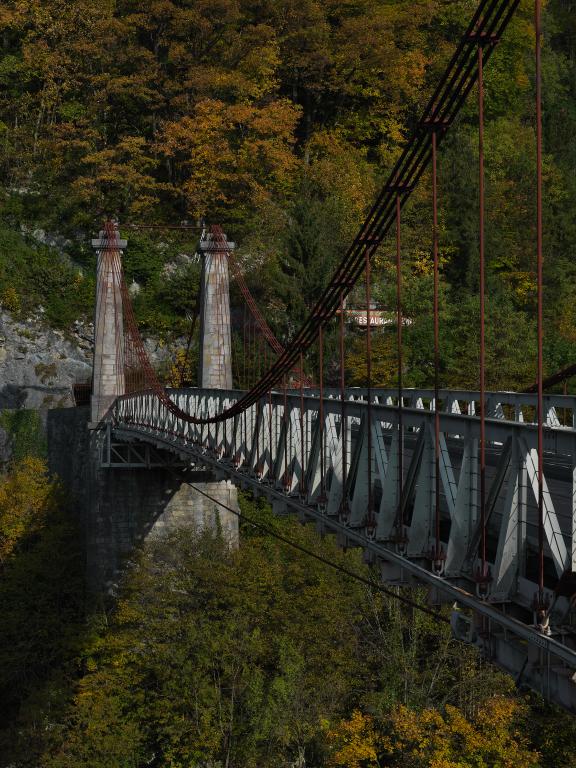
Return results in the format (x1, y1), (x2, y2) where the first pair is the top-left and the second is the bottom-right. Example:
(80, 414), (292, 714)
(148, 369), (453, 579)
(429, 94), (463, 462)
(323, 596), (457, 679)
(0, 309), (174, 411)
(0, 310), (92, 410)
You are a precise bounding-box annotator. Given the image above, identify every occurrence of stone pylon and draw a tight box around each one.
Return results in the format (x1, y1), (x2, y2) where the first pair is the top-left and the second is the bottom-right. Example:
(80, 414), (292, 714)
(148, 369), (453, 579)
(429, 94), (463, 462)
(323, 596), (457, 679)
(91, 222), (127, 425)
(198, 229), (234, 389)
(194, 227), (239, 546)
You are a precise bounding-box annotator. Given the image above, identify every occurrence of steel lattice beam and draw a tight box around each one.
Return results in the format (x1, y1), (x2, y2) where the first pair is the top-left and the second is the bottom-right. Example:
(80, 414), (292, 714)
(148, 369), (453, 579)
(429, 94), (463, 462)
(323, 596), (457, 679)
(108, 386), (576, 712)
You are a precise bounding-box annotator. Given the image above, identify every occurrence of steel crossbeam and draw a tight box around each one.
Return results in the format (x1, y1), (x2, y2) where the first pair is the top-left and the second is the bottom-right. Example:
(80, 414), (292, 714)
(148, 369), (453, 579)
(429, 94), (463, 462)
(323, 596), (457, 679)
(108, 386), (576, 712)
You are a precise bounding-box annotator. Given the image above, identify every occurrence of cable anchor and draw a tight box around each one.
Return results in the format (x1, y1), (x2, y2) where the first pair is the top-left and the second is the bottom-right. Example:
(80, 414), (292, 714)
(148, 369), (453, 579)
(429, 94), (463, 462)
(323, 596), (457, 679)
(282, 472), (293, 494)
(474, 566), (492, 599)
(430, 546), (446, 576)
(365, 512), (378, 540)
(532, 592), (552, 636)
(393, 526), (409, 556)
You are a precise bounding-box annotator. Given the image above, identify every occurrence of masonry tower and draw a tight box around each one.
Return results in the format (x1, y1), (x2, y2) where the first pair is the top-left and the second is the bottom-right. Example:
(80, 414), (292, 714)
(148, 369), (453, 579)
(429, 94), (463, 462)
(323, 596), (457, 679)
(91, 222), (127, 424)
(198, 229), (234, 389)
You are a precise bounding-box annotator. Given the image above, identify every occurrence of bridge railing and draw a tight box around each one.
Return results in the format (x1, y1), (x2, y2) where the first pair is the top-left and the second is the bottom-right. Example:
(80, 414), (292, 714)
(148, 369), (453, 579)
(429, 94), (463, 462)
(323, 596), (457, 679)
(110, 385), (576, 711)
(112, 386), (576, 589)
(117, 385), (576, 427)
(283, 387), (576, 427)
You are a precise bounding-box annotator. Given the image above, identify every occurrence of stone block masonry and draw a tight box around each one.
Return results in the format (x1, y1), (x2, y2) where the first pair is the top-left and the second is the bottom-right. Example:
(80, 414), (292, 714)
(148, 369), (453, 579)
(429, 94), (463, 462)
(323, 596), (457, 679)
(198, 230), (234, 390)
(91, 223), (127, 425)
(48, 407), (239, 593)
(51, 225), (240, 593)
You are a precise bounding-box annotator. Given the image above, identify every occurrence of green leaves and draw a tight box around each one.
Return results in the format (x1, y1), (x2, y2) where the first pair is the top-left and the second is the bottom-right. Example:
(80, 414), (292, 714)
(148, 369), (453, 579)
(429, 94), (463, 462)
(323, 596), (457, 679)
(0, 223), (95, 328)
(1, 0), (576, 394)
(39, 493), (514, 768)
(0, 457), (84, 764)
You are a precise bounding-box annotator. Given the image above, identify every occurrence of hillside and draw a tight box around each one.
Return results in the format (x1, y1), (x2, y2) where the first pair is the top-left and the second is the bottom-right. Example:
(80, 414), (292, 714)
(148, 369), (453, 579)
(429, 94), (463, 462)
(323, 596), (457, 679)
(1, 0), (576, 391)
(2, 2), (576, 765)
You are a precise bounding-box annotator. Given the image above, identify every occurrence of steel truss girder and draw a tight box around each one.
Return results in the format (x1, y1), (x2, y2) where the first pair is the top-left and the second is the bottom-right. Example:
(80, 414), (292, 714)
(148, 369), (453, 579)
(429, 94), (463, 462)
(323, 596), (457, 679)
(110, 387), (576, 711)
(100, 424), (187, 469)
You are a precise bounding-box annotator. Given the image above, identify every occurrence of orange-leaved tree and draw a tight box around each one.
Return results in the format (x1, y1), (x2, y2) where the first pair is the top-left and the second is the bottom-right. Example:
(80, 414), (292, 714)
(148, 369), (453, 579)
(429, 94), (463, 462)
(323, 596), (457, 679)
(326, 697), (539, 768)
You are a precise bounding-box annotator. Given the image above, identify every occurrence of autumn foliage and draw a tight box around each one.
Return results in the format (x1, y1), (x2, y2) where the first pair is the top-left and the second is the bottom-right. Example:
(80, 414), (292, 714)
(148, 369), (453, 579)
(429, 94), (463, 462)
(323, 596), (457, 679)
(2, 1), (576, 761)
(2, 1), (576, 388)
(0, 456), (59, 565)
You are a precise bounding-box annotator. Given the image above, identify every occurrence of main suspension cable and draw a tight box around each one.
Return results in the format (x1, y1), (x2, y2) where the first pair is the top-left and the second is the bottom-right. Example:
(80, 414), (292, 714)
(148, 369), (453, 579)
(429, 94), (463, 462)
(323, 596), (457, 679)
(432, 128), (443, 571)
(535, 0), (546, 608)
(395, 194), (405, 542)
(478, 35), (489, 590)
(115, 0), (521, 428)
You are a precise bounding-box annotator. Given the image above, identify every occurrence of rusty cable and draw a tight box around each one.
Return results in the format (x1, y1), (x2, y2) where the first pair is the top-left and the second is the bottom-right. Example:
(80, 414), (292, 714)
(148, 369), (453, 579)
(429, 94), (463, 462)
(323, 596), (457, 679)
(114, 0), (521, 427)
(432, 130), (442, 566)
(478, 40), (488, 583)
(395, 195), (405, 539)
(535, 0), (545, 600)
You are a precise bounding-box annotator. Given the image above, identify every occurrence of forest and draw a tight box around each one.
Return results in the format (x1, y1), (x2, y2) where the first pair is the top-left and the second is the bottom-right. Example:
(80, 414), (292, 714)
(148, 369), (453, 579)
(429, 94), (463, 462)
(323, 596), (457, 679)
(1, 410), (576, 765)
(1, 0), (576, 389)
(2, 0), (576, 765)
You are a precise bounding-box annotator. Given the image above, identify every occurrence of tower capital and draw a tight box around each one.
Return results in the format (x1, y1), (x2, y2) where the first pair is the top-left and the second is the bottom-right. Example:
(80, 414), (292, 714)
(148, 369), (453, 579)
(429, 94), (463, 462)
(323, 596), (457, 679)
(91, 222), (127, 251)
(199, 230), (235, 254)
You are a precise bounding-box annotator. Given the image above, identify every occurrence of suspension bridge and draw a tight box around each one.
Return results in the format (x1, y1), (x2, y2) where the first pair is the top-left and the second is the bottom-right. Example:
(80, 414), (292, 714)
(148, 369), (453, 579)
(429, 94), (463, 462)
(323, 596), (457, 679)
(61, 0), (576, 712)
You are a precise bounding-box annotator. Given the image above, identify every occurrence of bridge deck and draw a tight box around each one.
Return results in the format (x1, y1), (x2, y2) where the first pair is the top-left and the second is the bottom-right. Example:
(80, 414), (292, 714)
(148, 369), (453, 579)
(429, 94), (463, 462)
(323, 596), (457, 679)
(106, 387), (576, 711)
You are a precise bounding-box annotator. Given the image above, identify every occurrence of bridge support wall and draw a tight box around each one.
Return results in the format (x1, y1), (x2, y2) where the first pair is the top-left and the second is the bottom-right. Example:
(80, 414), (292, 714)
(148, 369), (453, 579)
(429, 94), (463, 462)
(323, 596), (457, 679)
(48, 408), (238, 592)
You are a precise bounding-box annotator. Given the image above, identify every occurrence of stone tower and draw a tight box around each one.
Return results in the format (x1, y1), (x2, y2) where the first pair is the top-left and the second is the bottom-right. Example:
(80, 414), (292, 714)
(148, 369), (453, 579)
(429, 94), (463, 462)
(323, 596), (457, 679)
(194, 227), (239, 545)
(77, 223), (239, 593)
(91, 222), (127, 425)
(198, 229), (234, 389)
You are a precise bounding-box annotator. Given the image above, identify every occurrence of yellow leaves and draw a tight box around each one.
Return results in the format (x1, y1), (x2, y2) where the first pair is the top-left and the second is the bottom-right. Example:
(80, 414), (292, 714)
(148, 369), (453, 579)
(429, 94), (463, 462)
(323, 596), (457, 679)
(346, 332), (398, 388)
(157, 98), (301, 218)
(412, 247), (434, 276)
(326, 698), (539, 768)
(0, 457), (60, 565)
(325, 710), (379, 768)
(412, 245), (452, 277)
(306, 130), (376, 225)
(506, 270), (537, 307)
(382, 698), (539, 768)
(0, 5), (20, 31)
(72, 135), (160, 216)
(237, 32), (281, 100)
(186, 23), (282, 101)
(1, 285), (21, 313)
(167, 348), (195, 388)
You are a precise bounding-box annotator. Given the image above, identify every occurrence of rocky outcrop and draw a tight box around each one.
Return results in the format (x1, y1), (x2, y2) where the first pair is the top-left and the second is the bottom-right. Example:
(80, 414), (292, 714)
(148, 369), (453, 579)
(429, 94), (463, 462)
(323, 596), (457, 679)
(0, 310), (175, 410)
(0, 310), (92, 409)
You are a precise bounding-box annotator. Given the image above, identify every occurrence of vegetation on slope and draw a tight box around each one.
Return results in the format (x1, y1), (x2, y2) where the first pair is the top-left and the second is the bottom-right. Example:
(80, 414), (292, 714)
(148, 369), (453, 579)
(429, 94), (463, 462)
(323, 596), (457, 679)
(1, 2), (576, 762)
(0, 416), (85, 763)
(0, 1), (575, 388)
(5, 497), (574, 768)
(8, 499), (563, 767)
(0, 427), (575, 765)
